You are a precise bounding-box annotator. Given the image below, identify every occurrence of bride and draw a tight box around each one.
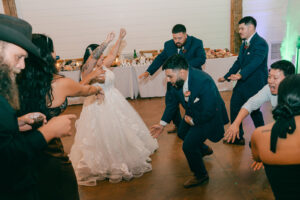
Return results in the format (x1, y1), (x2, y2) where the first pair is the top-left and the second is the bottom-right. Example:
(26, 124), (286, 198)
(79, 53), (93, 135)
(69, 29), (158, 186)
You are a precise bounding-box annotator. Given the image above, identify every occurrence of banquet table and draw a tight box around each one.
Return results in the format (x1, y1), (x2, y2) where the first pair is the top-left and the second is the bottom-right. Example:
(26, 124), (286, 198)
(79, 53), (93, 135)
(60, 56), (237, 104)
(203, 56), (237, 91)
(112, 66), (139, 99)
(133, 64), (166, 98)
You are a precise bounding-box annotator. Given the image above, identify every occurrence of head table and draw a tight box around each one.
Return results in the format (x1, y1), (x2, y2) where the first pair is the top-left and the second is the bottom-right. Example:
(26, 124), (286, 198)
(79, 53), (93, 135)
(59, 56), (237, 105)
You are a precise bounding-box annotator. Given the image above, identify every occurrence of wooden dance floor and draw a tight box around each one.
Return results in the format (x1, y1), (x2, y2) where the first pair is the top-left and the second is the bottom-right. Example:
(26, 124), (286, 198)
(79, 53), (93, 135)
(62, 91), (274, 200)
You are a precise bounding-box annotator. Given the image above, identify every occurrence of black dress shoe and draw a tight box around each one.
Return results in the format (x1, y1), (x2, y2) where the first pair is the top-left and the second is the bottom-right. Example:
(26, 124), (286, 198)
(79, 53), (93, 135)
(167, 127), (177, 134)
(223, 138), (245, 145)
(183, 175), (209, 188)
(201, 146), (213, 157)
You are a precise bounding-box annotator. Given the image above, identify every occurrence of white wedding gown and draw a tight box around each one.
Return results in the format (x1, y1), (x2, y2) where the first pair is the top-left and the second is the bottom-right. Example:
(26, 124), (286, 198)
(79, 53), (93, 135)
(69, 67), (158, 186)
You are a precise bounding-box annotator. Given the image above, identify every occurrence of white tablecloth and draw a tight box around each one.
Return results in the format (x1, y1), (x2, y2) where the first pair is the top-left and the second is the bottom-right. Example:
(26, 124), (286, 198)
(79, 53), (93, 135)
(112, 66), (139, 99)
(59, 70), (81, 82)
(203, 56), (237, 91)
(59, 70), (85, 105)
(133, 64), (166, 98)
(60, 57), (237, 104)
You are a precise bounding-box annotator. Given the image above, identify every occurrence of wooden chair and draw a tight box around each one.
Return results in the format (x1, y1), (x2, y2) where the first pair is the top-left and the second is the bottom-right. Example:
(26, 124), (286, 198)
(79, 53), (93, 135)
(139, 50), (158, 57)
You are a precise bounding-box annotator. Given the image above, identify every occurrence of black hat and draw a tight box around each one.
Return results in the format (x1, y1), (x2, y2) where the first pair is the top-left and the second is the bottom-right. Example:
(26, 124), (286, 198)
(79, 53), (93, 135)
(0, 14), (43, 60)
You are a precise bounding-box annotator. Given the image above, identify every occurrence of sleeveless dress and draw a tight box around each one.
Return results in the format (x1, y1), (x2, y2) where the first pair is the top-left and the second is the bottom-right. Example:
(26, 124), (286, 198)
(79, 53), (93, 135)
(35, 99), (80, 200)
(264, 164), (300, 199)
(70, 67), (158, 185)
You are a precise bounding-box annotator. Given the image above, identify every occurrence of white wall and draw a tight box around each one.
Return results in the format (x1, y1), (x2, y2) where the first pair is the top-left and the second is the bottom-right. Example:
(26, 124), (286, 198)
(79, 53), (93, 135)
(0, 2), (4, 13)
(15, 0), (230, 59)
(243, 0), (291, 64)
(243, 0), (287, 43)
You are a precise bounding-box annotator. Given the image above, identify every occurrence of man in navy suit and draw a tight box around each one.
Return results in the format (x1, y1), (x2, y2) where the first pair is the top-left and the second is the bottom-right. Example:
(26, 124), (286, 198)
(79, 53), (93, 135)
(151, 55), (229, 188)
(139, 24), (206, 133)
(218, 16), (268, 145)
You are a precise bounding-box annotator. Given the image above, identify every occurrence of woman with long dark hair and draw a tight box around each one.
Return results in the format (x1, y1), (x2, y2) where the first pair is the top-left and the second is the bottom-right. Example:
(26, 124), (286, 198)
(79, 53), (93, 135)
(251, 74), (300, 199)
(17, 34), (103, 200)
(69, 29), (158, 185)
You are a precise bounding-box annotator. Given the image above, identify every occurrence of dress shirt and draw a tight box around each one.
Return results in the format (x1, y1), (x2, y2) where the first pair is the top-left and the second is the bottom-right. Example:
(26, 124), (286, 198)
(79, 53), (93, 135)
(242, 84), (278, 113)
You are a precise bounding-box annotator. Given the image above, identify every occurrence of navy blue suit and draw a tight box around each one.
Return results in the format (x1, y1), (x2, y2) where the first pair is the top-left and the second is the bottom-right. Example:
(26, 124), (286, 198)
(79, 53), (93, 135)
(147, 35), (206, 127)
(161, 68), (229, 178)
(224, 33), (268, 139)
(147, 35), (206, 75)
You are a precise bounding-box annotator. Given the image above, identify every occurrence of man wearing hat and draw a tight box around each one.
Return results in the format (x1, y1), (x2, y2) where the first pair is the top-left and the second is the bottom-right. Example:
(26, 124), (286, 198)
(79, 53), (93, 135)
(0, 14), (76, 199)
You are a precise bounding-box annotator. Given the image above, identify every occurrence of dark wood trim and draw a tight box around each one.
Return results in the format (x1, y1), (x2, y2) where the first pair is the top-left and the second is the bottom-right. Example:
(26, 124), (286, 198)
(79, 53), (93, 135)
(2, 0), (18, 17)
(230, 0), (242, 54)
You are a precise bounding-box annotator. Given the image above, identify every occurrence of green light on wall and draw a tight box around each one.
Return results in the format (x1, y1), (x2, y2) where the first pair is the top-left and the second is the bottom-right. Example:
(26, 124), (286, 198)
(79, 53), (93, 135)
(296, 36), (300, 74)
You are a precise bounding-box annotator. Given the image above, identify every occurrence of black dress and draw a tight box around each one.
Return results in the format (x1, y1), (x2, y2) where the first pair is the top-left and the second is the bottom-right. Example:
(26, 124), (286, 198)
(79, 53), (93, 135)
(35, 99), (80, 200)
(264, 163), (300, 199)
(0, 95), (47, 200)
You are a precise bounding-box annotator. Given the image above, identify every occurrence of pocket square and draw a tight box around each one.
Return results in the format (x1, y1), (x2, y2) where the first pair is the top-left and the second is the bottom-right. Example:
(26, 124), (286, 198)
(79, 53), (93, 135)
(247, 52), (250, 55)
(193, 98), (200, 103)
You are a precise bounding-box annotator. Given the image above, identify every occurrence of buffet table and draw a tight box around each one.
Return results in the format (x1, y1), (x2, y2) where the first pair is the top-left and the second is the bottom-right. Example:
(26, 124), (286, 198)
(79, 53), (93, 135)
(133, 64), (166, 98)
(203, 56), (237, 91)
(60, 56), (237, 104)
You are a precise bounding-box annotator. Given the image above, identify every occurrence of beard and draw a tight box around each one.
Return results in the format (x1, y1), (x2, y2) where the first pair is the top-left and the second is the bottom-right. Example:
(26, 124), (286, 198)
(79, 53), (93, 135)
(175, 39), (187, 48)
(176, 43), (183, 48)
(0, 63), (20, 110)
(174, 78), (185, 90)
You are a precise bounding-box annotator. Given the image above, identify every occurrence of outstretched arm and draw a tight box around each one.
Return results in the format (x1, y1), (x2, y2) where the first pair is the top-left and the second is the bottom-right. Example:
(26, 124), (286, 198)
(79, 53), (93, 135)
(81, 32), (115, 78)
(100, 28), (126, 68)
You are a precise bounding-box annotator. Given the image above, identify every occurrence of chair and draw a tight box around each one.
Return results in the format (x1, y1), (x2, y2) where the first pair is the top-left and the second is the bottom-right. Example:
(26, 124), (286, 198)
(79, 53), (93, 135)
(139, 50), (158, 57)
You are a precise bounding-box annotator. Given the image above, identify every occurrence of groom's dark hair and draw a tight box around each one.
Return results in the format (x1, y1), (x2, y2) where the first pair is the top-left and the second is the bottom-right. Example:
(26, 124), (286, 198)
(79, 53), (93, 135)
(162, 54), (188, 71)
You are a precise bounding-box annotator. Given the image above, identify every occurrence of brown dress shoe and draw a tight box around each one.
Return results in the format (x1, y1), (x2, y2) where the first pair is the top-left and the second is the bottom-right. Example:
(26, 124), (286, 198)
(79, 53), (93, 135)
(167, 127), (177, 134)
(202, 146), (213, 157)
(183, 175), (209, 188)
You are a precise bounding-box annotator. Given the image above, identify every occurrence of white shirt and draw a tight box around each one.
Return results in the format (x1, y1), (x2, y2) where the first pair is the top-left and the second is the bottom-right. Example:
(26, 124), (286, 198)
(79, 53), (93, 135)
(183, 74), (189, 102)
(245, 31), (256, 46)
(242, 84), (278, 113)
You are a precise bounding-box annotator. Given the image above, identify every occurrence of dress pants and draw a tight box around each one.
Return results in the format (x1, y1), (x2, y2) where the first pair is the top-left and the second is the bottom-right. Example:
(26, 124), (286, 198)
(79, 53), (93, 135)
(178, 120), (209, 178)
(165, 82), (181, 128)
(230, 90), (264, 139)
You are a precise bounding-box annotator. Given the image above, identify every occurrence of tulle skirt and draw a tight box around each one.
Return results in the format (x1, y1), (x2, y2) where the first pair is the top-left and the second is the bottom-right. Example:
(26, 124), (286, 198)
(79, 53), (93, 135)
(69, 87), (158, 186)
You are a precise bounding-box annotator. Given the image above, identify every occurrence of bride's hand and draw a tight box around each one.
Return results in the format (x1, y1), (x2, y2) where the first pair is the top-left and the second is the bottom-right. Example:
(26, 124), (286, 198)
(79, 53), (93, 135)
(105, 32), (115, 43)
(96, 93), (105, 104)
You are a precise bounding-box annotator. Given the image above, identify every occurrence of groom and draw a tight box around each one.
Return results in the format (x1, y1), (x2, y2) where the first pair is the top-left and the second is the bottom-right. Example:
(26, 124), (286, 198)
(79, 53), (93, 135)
(151, 54), (229, 188)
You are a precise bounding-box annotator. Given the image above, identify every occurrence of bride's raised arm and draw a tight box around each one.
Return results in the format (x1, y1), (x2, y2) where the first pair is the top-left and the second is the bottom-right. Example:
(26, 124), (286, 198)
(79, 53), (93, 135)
(81, 31), (115, 78)
(99, 28), (126, 68)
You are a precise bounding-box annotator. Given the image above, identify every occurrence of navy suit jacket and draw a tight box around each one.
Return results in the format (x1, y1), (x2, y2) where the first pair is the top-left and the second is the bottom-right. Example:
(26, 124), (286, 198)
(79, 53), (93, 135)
(224, 33), (268, 98)
(161, 68), (229, 142)
(147, 35), (206, 75)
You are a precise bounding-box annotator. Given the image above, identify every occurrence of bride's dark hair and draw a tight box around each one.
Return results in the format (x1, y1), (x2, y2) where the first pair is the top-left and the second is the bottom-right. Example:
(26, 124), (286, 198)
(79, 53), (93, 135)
(270, 74), (300, 152)
(82, 44), (99, 65)
(17, 34), (60, 117)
